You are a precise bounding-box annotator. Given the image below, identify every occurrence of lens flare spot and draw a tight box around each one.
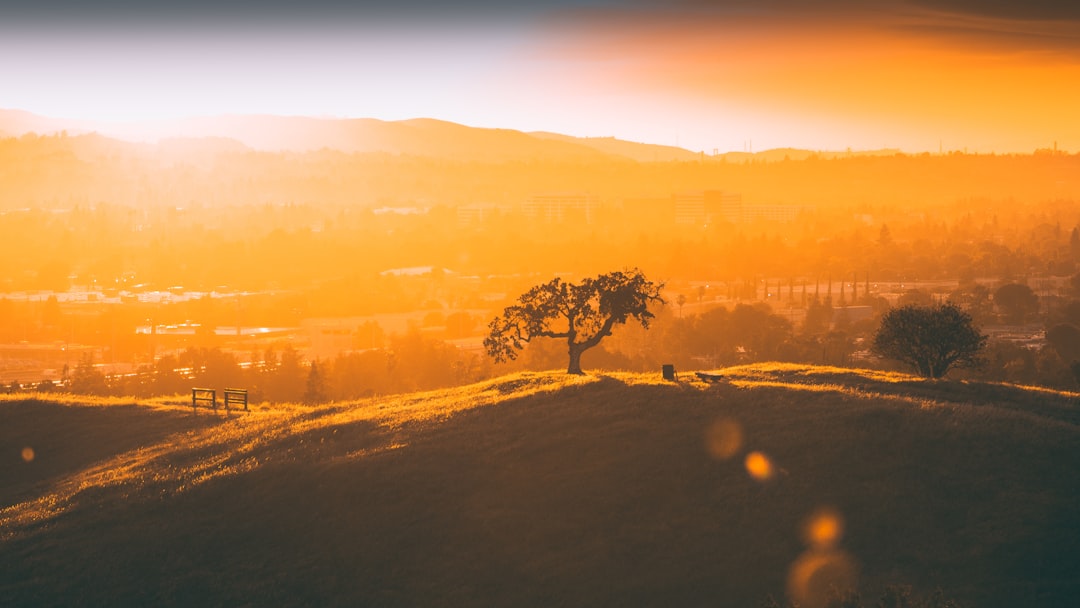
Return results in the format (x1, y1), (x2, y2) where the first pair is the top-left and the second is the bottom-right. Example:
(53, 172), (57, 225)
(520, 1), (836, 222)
(803, 508), (844, 549)
(744, 451), (774, 481)
(21, 447), (35, 462)
(787, 549), (858, 608)
(705, 418), (743, 460)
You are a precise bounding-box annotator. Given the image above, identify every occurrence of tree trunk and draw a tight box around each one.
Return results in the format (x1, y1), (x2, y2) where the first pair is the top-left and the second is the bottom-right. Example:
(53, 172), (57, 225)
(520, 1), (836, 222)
(567, 344), (585, 375)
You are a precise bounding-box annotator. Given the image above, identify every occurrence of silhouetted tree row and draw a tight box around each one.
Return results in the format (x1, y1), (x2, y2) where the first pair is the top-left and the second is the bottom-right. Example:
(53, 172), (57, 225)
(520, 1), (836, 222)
(30, 331), (489, 403)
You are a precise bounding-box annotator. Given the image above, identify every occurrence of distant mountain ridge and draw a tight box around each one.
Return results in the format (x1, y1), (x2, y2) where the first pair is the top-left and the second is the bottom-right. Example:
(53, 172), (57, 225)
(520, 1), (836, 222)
(528, 131), (702, 162)
(0, 108), (889, 163)
(0, 109), (670, 162)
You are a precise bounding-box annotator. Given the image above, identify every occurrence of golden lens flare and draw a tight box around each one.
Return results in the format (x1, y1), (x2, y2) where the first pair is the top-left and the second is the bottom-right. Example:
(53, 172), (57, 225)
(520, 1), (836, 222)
(744, 451), (774, 481)
(787, 549), (858, 608)
(21, 447), (35, 462)
(705, 418), (743, 460)
(803, 508), (844, 550)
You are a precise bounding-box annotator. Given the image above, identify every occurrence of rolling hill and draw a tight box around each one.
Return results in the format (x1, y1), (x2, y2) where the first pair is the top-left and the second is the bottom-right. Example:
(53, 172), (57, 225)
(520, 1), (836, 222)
(528, 131), (702, 162)
(0, 110), (679, 162)
(1, 109), (893, 164)
(2, 364), (1078, 607)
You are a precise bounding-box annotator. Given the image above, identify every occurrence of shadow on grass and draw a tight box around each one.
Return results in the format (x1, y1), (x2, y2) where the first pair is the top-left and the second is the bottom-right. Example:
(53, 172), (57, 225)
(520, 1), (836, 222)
(0, 399), (220, 508)
(712, 365), (1080, 425)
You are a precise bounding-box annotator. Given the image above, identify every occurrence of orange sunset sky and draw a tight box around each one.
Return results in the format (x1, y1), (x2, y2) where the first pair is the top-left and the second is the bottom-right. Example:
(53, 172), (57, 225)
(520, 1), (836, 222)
(2, 0), (1078, 153)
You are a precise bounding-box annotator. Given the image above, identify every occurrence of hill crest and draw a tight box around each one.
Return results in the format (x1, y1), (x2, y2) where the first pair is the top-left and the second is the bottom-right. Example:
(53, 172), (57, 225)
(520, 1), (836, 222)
(2, 364), (1078, 607)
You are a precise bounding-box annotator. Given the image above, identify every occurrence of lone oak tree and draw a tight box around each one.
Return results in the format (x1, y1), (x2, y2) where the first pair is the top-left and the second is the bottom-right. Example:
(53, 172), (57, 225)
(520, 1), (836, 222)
(872, 302), (987, 379)
(484, 269), (664, 374)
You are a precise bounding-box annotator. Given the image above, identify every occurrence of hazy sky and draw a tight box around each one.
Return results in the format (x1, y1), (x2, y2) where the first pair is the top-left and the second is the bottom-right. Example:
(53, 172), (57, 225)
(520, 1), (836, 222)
(3, 0), (1078, 153)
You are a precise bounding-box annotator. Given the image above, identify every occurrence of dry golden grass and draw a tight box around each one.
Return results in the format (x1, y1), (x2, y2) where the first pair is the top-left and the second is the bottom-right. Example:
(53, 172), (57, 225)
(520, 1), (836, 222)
(2, 365), (1078, 607)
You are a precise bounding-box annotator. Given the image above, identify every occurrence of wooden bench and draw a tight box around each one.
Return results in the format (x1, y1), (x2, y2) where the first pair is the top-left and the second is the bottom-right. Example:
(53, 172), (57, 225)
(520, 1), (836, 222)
(192, 388), (216, 412)
(224, 388), (249, 412)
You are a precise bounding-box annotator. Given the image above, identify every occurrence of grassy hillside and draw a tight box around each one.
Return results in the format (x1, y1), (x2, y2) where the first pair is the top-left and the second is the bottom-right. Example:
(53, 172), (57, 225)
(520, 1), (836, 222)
(2, 365), (1078, 607)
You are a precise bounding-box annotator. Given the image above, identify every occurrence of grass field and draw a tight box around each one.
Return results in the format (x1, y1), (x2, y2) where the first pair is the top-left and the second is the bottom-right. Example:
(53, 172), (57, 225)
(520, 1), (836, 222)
(2, 364), (1078, 607)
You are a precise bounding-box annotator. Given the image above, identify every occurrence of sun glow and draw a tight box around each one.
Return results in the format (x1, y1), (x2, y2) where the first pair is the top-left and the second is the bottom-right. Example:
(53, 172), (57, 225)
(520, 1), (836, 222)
(3, 3), (1077, 152)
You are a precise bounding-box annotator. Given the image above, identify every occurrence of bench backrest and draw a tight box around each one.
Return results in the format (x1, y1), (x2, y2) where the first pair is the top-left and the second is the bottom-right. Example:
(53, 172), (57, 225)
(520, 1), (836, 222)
(223, 388), (249, 411)
(192, 388), (216, 410)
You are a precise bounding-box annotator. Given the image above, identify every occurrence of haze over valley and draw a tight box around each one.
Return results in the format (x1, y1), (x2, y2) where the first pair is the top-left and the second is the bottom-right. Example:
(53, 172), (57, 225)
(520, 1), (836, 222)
(4, 1), (1080, 606)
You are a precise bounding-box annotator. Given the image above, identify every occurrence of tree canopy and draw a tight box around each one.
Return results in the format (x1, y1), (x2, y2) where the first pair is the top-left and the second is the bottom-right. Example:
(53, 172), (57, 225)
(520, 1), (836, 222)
(872, 302), (987, 379)
(994, 283), (1040, 325)
(689, 303), (793, 365)
(484, 269), (664, 374)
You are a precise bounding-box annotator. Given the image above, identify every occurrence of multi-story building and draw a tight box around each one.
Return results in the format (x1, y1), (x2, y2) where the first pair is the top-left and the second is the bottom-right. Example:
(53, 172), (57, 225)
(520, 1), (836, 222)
(673, 190), (744, 225)
(673, 191), (707, 225)
(522, 192), (600, 223)
(456, 203), (499, 228)
(741, 203), (802, 223)
(673, 190), (804, 225)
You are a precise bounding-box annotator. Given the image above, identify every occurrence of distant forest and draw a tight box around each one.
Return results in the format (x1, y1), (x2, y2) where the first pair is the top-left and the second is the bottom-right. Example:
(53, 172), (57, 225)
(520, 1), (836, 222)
(2, 132), (1078, 289)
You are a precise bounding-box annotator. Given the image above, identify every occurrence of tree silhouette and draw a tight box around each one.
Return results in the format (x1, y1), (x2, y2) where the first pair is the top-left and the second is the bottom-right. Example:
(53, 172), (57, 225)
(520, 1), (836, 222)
(69, 352), (109, 395)
(1046, 323), (1080, 363)
(304, 360), (328, 404)
(485, 269), (664, 374)
(1046, 323), (1080, 386)
(872, 302), (987, 379)
(994, 283), (1039, 325)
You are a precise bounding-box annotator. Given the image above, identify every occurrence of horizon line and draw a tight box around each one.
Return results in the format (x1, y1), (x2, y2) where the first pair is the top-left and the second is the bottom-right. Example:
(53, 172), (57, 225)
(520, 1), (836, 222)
(0, 107), (1070, 157)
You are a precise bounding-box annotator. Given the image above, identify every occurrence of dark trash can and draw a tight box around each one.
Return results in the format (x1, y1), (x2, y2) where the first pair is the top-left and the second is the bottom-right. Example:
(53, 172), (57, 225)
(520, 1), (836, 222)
(662, 364), (677, 381)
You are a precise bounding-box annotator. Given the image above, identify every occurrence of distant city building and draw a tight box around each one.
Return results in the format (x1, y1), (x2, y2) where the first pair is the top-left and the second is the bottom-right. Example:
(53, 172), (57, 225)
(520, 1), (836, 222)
(673, 191), (706, 225)
(741, 203), (802, 223)
(618, 197), (672, 225)
(673, 190), (802, 225)
(711, 191), (744, 223)
(372, 206), (428, 216)
(457, 203), (499, 227)
(522, 192), (600, 223)
(673, 190), (743, 225)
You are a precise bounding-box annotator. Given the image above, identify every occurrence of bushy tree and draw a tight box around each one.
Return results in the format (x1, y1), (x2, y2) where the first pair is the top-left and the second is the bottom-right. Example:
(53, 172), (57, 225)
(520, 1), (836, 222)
(265, 344), (306, 403)
(390, 329), (477, 391)
(681, 303), (795, 366)
(150, 354), (188, 396)
(69, 352), (109, 395)
(994, 283), (1039, 324)
(182, 347), (243, 392)
(872, 302), (987, 379)
(1046, 323), (1080, 364)
(802, 298), (834, 335)
(485, 268), (664, 374)
(1046, 323), (1080, 386)
(948, 282), (994, 326)
(327, 349), (395, 399)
